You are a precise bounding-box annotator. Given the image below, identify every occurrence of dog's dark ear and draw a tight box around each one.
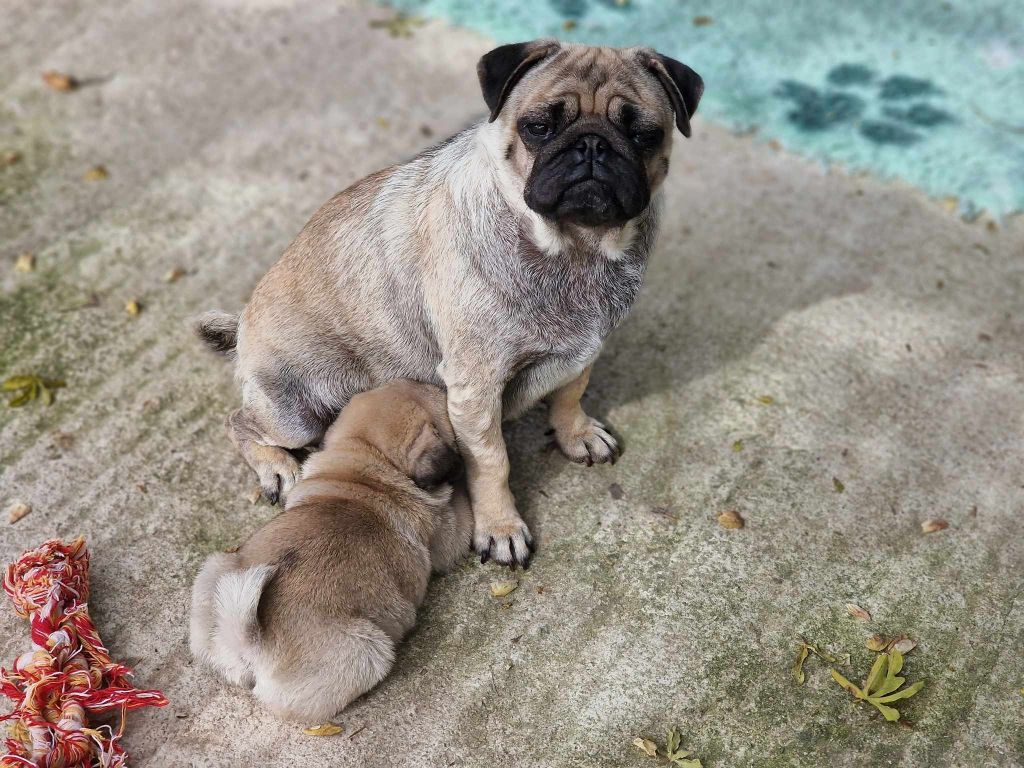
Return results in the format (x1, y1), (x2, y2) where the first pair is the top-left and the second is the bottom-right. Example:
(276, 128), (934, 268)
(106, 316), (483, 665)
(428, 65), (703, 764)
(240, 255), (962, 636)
(409, 423), (463, 490)
(640, 51), (704, 138)
(478, 40), (560, 122)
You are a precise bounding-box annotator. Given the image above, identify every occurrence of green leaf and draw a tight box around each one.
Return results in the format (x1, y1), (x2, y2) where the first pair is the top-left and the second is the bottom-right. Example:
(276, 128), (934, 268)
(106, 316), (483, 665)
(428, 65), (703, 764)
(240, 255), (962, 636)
(874, 680), (925, 704)
(834, 650), (925, 722)
(864, 654), (888, 695)
(8, 391), (32, 408)
(873, 703), (901, 721)
(2, 373), (64, 407)
(888, 648), (904, 677)
(665, 728), (681, 755)
(831, 669), (864, 699)
(2, 376), (35, 391)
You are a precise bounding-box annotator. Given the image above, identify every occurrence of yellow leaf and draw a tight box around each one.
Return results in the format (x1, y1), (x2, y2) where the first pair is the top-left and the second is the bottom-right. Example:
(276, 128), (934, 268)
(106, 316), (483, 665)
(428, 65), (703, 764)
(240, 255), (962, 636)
(717, 509), (744, 529)
(490, 579), (518, 598)
(632, 737), (658, 757)
(755, 394), (775, 405)
(14, 252), (35, 273)
(302, 723), (343, 737)
(83, 165), (109, 181)
(731, 439), (744, 452)
(125, 299), (142, 316)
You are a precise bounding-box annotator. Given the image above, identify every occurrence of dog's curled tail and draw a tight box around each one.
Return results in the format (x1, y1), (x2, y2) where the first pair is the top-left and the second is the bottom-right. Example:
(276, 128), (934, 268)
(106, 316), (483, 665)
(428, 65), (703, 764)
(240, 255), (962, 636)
(194, 310), (239, 356)
(190, 553), (275, 687)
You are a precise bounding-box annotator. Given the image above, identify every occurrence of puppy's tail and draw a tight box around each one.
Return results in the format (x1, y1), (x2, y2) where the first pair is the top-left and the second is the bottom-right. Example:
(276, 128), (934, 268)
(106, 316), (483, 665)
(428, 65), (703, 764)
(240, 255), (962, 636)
(190, 552), (275, 687)
(194, 309), (239, 356)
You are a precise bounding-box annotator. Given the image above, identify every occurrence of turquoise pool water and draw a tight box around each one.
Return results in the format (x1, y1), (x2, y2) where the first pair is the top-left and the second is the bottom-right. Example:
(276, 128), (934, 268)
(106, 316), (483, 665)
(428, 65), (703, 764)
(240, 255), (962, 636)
(385, 0), (1024, 217)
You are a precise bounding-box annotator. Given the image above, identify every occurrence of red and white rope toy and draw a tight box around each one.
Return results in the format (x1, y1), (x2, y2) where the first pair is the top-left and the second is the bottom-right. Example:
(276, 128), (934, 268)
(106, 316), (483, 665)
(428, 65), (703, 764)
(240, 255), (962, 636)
(0, 538), (167, 767)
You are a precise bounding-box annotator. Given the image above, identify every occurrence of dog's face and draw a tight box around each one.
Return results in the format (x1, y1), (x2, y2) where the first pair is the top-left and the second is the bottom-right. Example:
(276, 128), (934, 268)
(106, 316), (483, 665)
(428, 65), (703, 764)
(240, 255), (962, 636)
(479, 41), (703, 228)
(326, 380), (462, 490)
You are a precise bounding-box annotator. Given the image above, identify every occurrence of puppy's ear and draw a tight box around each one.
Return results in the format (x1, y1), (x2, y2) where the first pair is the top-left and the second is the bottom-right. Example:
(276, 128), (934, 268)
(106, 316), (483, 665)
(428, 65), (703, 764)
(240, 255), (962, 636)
(409, 423), (463, 490)
(639, 51), (704, 138)
(478, 40), (560, 122)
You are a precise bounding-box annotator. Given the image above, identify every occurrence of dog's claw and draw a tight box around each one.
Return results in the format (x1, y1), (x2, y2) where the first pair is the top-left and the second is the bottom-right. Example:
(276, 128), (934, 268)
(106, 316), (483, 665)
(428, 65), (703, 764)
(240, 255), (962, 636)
(550, 416), (619, 466)
(474, 528), (533, 569)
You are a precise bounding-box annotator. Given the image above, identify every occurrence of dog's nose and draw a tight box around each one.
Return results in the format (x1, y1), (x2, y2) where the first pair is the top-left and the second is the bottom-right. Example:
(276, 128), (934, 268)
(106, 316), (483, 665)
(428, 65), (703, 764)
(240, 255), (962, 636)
(574, 134), (608, 163)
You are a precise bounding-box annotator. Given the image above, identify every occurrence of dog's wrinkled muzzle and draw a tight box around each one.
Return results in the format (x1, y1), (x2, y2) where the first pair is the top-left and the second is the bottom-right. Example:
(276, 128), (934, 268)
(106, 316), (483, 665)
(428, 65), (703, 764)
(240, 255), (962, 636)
(524, 123), (650, 227)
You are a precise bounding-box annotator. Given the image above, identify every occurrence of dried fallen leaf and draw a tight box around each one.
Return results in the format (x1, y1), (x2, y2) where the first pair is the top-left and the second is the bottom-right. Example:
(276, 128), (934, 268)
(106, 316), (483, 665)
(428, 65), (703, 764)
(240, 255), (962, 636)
(892, 637), (917, 654)
(83, 165), (108, 181)
(731, 439), (744, 452)
(52, 431), (75, 451)
(717, 509), (744, 530)
(847, 603), (872, 622)
(693, 15), (713, 26)
(302, 723), (343, 737)
(793, 643), (810, 684)
(632, 737), (658, 758)
(3, 150), (21, 165)
(793, 638), (844, 684)
(563, 19), (577, 30)
(247, 487), (263, 505)
(833, 476), (845, 493)
(490, 580), (518, 598)
(42, 70), (77, 91)
(866, 634), (888, 652)
(163, 266), (187, 283)
(755, 394), (775, 405)
(15, 252), (35, 273)
(608, 482), (624, 500)
(831, 649), (925, 721)
(7, 502), (31, 525)
(921, 519), (949, 534)
(125, 299), (141, 316)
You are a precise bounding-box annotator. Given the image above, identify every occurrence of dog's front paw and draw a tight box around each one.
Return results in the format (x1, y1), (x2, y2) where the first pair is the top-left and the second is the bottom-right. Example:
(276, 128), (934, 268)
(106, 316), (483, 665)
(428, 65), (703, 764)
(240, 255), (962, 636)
(551, 416), (619, 466)
(473, 507), (534, 570)
(248, 444), (301, 505)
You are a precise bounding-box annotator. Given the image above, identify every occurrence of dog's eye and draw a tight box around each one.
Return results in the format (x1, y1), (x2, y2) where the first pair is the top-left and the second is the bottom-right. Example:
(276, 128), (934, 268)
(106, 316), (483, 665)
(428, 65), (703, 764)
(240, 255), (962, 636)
(526, 122), (551, 137)
(629, 127), (664, 149)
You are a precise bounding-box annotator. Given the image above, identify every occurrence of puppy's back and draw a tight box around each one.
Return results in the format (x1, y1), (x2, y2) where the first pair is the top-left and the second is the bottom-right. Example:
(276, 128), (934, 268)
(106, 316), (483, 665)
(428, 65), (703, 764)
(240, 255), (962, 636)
(190, 489), (437, 722)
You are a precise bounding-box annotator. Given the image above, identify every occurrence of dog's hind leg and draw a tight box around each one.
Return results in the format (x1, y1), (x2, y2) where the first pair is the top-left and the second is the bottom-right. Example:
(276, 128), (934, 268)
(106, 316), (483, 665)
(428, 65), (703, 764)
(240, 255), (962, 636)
(226, 407), (315, 505)
(252, 618), (395, 722)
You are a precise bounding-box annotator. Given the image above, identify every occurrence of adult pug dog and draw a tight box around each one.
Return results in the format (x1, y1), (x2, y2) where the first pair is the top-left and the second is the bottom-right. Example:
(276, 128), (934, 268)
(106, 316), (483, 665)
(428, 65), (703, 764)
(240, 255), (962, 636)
(197, 40), (703, 568)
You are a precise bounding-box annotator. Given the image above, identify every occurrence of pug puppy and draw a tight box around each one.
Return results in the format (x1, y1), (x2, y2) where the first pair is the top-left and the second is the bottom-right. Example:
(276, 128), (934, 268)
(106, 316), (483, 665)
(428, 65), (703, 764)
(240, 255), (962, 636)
(189, 380), (472, 722)
(196, 40), (703, 567)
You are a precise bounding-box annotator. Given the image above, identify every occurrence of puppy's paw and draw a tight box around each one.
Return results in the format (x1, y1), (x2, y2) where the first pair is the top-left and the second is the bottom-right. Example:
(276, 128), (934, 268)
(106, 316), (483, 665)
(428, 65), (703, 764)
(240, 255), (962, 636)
(248, 444), (301, 505)
(473, 512), (534, 570)
(550, 416), (619, 466)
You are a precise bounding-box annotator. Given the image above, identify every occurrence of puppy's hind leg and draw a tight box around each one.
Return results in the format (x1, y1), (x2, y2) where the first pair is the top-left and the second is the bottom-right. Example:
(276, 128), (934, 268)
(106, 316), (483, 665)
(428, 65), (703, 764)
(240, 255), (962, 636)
(252, 619), (395, 723)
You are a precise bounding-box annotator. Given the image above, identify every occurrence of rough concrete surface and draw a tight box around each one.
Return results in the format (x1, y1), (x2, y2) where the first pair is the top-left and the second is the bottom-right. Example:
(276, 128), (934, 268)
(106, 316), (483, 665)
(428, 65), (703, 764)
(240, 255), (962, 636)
(1, 2), (1022, 766)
